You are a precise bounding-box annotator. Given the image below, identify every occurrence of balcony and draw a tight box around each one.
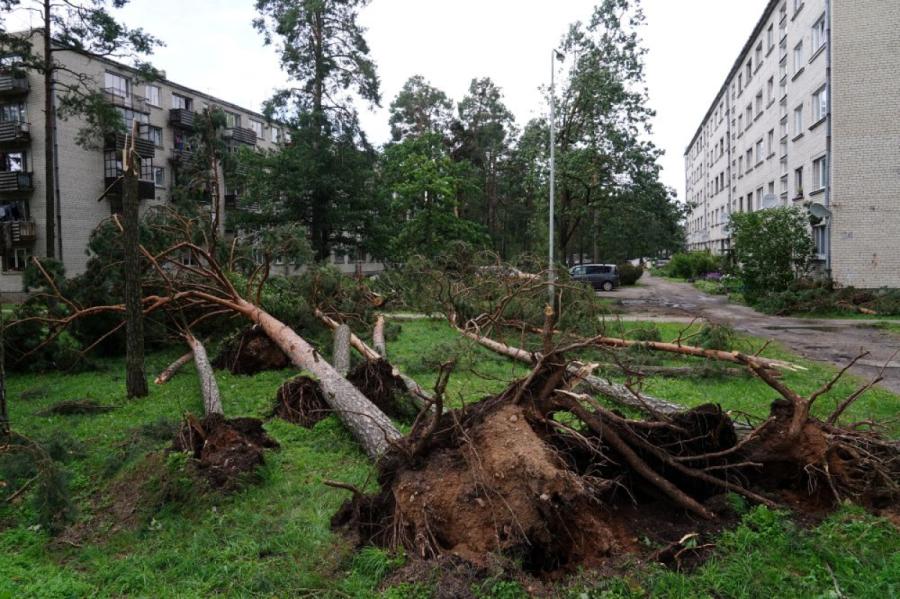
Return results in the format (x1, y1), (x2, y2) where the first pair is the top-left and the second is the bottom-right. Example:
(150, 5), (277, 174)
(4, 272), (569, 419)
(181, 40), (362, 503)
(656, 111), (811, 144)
(0, 73), (29, 96)
(104, 176), (156, 202)
(104, 131), (156, 159)
(169, 146), (195, 164)
(0, 171), (33, 193)
(169, 108), (196, 130)
(103, 89), (147, 111)
(225, 127), (257, 146)
(7, 219), (36, 244)
(0, 121), (29, 145)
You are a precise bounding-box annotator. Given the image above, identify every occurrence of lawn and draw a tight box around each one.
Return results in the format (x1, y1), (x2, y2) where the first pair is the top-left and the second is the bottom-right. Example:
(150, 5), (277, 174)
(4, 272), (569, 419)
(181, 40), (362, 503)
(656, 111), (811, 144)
(1, 319), (898, 598)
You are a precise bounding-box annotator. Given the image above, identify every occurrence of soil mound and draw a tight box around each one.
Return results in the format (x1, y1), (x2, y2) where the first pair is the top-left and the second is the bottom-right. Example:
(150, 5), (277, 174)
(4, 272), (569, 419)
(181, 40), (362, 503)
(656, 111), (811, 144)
(173, 415), (279, 489)
(37, 399), (115, 416)
(213, 326), (290, 375)
(273, 376), (331, 428)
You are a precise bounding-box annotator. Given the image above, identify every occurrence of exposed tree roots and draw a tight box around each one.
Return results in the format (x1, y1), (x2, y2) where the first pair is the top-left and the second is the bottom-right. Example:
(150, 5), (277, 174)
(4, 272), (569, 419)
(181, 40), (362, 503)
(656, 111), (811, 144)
(332, 363), (900, 576)
(212, 326), (290, 375)
(273, 376), (332, 428)
(173, 414), (279, 490)
(346, 359), (419, 422)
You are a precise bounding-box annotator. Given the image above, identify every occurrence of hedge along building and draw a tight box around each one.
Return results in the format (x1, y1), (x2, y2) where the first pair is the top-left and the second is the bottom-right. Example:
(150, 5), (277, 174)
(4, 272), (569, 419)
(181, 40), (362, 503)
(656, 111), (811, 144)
(0, 31), (382, 297)
(683, 0), (900, 289)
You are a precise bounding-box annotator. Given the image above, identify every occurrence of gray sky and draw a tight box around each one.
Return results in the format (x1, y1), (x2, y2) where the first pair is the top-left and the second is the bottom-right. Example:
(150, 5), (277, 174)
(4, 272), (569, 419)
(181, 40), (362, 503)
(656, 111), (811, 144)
(8, 0), (769, 198)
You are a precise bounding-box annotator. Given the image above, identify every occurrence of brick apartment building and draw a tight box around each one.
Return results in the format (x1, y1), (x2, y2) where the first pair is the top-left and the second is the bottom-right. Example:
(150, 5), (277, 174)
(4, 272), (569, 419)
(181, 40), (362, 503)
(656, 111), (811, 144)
(684, 0), (900, 288)
(0, 31), (379, 296)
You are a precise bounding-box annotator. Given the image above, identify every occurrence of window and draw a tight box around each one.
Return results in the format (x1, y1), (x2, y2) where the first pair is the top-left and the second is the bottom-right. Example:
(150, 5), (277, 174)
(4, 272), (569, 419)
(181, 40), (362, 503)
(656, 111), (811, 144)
(767, 130), (775, 155)
(0, 102), (25, 123)
(153, 166), (165, 187)
(755, 42), (762, 67)
(794, 105), (804, 135)
(767, 77), (775, 103)
(225, 112), (240, 128)
(794, 0), (803, 13)
(145, 85), (160, 107)
(116, 107), (150, 139)
(793, 42), (804, 73)
(768, 181), (776, 199)
(756, 187), (764, 210)
(0, 151), (25, 172)
(747, 193), (755, 213)
(105, 72), (130, 98)
(745, 104), (753, 127)
(767, 24), (775, 50)
(172, 93), (193, 111)
(756, 139), (764, 162)
(103, 150), (123, 179)
(813, 155), (828, 190)
(250, 120), (264, 138)
(147, 125), (163, 147)
(794, 166), (804, 196)
(271, 127), (280, 143)
(812, 85), (828, 121)
(746, 60), (752, 82)
(738, 73), (743, 93)
(738, 114), (744, 131)
(8, 247), (29, 272)
(813, 225), (827, 259)
(755, 91), (763, 115)
(812, 15), (827, 51)
(746, 148), (753, 169)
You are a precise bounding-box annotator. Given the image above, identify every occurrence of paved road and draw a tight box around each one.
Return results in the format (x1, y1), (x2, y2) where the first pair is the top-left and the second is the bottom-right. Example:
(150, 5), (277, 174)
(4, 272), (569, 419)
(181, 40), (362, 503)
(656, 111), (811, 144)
(599, 273), (900, 393)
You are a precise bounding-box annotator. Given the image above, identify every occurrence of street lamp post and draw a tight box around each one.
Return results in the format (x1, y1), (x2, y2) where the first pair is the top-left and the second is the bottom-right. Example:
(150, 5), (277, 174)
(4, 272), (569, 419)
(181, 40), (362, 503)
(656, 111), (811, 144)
(548, 50), (562, 307)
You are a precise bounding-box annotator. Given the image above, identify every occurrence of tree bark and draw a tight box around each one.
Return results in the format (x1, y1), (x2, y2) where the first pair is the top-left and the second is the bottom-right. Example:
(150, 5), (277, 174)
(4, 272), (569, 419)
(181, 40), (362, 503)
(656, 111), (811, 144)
(373, 314), (387, 358)
(242, 301), (401, 458)
(455, 325), (686, 417)
(123, 125), (148, 398)
(155, 351), (193, 385)
(333, 324), (351, 376)
(185, 335), (222, 416)
(42, 0), (56, 258)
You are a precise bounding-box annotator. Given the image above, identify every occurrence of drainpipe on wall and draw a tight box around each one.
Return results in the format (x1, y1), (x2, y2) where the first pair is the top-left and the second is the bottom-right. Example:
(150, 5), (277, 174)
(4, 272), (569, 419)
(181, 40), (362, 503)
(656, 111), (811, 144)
(51, 78), (63, 262)
(824, 0), (833, 277)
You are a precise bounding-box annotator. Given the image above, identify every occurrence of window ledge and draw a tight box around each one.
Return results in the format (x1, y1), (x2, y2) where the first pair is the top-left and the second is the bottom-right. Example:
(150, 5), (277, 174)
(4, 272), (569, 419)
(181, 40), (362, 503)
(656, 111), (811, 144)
(755, 112), (763, 122)
(792, 133), (805, 142)
(767, 100), (776, 109)
(792, 4), (804, 21)
(809, 44), (826, 64)
(767, 46), (775, 57)
(810, 188), (826, 197)
(767, 153), (777, 160)
(755, 161), (765, 168)
(792, 67), (805, 81)
(809, 116), (827, 131)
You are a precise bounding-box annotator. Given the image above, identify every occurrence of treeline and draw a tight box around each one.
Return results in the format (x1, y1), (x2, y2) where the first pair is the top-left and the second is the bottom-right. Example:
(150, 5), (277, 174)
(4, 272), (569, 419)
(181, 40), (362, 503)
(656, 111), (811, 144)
(234, 0), (686, 265)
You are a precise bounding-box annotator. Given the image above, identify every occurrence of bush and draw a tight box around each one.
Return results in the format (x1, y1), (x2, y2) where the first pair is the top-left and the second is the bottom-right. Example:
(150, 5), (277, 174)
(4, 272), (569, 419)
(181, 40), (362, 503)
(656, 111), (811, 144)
(730, 207), (817, 304)
(630, 325), (662, 342)
(617, 263), (644, 286)
(754, 281), (900, 316)
(696, 323), (736, 351)
(663, 252), (722, 280)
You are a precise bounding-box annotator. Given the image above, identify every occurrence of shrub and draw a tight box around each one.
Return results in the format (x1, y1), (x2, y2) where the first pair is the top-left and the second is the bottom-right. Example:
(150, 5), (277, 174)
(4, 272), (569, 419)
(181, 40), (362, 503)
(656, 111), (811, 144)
(617, 263), (644, 286)
(730, 207), (817, 304)
(664, 252), (722, 280)
(630, 325), (662, 342)
(696, 323), (736, 351)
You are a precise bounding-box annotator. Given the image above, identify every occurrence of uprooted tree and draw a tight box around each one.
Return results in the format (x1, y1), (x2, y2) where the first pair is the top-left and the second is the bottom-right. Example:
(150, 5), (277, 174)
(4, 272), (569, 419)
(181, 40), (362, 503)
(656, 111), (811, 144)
(13, 213), (899, 573)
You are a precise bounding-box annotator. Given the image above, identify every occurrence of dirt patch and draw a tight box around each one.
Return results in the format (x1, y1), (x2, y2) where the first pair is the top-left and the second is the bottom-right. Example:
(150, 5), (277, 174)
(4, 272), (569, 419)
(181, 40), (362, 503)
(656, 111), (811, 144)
(346, 359), (416, 421)
(212, 326), (290, 375)
(37, 399), (115, 416)
(173, 415), (279, 490)
(273, 376), (331, 428)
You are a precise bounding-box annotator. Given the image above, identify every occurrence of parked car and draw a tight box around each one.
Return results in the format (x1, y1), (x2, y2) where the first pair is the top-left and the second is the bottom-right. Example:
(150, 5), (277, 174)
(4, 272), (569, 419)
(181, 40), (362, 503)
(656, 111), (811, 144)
(569, 264), (620, 291)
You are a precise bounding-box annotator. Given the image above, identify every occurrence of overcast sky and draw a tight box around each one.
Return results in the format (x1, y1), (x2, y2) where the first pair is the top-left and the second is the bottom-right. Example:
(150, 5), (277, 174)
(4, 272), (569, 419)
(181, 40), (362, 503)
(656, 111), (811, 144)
(7, 0), (769, 198)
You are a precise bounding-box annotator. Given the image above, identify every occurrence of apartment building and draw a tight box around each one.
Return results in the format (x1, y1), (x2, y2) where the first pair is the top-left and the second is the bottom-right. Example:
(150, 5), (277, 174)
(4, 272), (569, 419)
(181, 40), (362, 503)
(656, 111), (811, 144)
(0, 31), (380, 296)
(684, 0), (900, 288)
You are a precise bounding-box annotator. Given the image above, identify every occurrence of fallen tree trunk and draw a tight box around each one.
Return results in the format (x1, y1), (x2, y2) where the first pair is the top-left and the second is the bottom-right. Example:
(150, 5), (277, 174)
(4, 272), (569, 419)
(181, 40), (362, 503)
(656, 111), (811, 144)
(155, 351), (193, 385)
(316, 309), (433, 410)
(596, 364), (750, 378)
(248, 302), (400, 458)
(373, 314), (387, 358)
(333, 325), (351, 377)
(455, 325), (685, 417)
(185, 335), (222, 416)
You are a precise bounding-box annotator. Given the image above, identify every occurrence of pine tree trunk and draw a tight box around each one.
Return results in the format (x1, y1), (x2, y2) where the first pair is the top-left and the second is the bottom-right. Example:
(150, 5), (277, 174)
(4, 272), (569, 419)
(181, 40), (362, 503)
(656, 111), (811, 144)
(238, 300), (400, 458)
(185, 335), (222, 416)
(155, 351), (193, 385)
(123, 132), (148, 398)
(373, 314), (387, 358)
(333, 324), (351, 376)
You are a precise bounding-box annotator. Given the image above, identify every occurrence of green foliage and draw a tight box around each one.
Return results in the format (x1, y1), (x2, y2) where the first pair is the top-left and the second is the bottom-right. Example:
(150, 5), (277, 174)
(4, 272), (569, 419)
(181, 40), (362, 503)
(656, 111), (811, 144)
(754, 281), (900, 317)
(696, 323), (736, 351)
(730, 207), (817, 303)
(617, 263), (644, 286)
(475, 579), (529, 599)
(662, 251), (722, 280)
(389, 74), (454, 141)
(630, 324), (661, 342)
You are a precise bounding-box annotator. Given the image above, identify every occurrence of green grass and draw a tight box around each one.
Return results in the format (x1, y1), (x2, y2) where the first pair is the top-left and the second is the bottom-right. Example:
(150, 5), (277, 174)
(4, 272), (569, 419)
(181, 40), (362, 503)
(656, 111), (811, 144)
(1, 320), (898, 597)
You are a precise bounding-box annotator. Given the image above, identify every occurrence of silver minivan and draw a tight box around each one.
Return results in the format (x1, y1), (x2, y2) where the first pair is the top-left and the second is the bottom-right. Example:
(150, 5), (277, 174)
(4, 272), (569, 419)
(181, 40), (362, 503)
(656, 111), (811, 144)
(569, 264), (620, 291)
